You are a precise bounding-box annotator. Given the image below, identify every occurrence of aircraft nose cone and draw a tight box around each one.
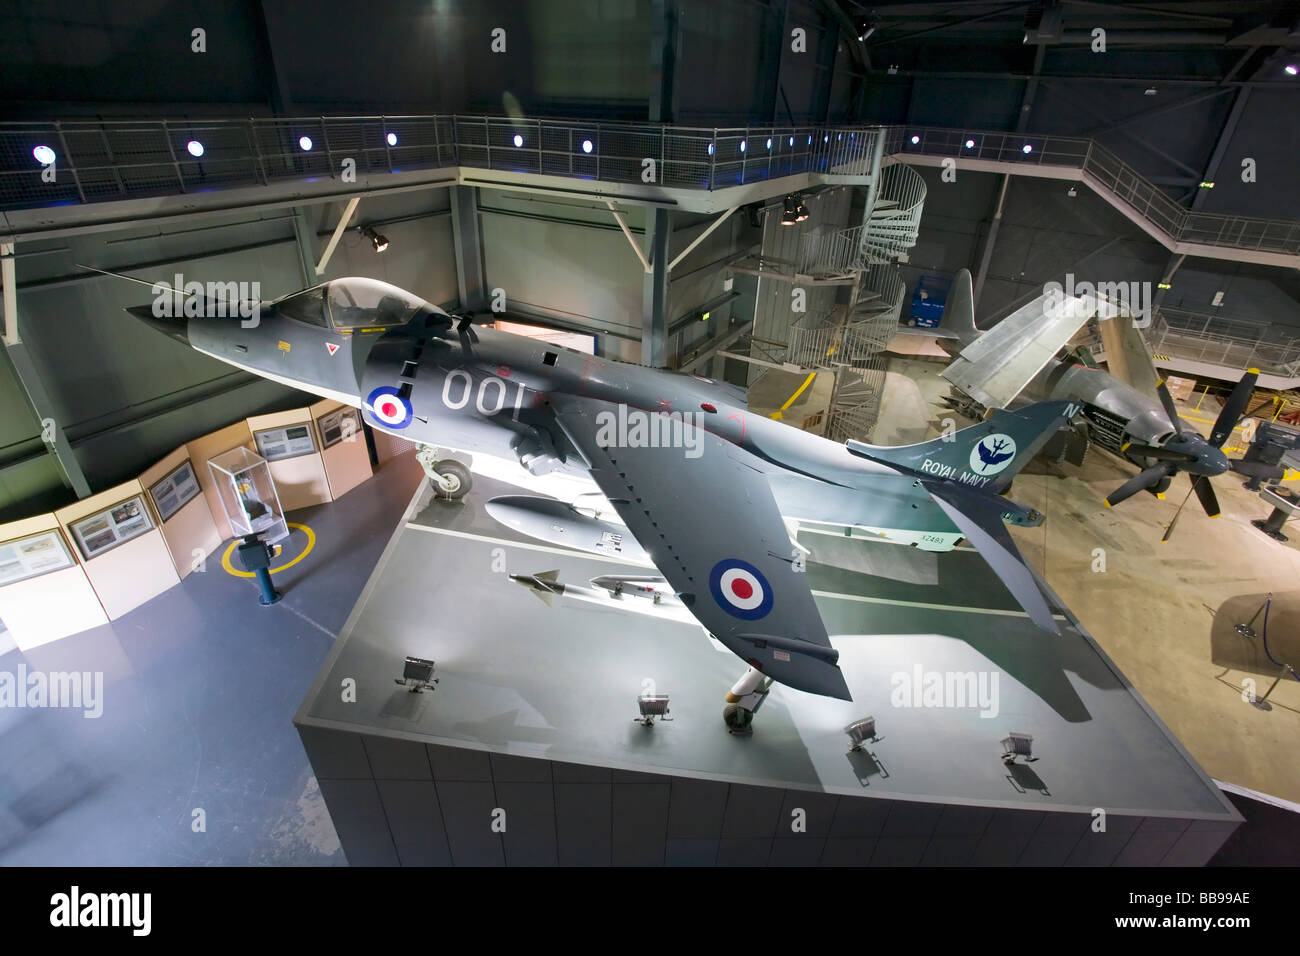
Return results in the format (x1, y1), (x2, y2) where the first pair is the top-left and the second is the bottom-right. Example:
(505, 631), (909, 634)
(126, 305), (189, 345)
(1202, 448), (1230, 476)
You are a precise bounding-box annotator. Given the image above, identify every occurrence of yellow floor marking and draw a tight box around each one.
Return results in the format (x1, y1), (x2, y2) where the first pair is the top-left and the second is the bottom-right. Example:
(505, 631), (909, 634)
(770, 372), (817, 420)
(222, 522), (316, 578)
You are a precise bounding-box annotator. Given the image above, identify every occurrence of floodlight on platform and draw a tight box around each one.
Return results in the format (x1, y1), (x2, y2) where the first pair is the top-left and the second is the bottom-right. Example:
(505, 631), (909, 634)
(395, 656), (438, 693)
(298, 136), (313, 151)
(1286, 64), (1297, 76)
(513, 134), (523, 147)
(386, 132), (398, 146)
(32, 145), (55, 165)
(186, 140), (204, 157)
(1001, 732), (1037, 764)
(582, 139), (593, 153)
(635, 694), (673, 726)
(844, 716), (880, 752)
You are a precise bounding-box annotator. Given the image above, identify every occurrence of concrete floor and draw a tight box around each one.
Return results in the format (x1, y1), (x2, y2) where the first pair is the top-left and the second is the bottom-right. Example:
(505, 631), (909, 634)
(1011, 445), (1300, 806)
(870, 352), (1300, 804)
(0, 451), (424, 865)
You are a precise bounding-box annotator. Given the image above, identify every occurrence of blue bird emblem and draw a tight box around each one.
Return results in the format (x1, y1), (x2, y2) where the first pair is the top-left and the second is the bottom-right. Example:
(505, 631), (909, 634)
(970, 434), (1017, 474)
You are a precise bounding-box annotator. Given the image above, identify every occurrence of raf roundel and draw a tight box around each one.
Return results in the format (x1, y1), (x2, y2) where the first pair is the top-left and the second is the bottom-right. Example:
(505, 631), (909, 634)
(366, 386), (413, 429)
(709, 559), (774, 621)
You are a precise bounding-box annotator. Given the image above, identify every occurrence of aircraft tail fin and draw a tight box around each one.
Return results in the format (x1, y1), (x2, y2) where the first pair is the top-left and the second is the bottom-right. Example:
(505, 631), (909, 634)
(936, 268), (980, 349)
(846, 400), (1078, 494)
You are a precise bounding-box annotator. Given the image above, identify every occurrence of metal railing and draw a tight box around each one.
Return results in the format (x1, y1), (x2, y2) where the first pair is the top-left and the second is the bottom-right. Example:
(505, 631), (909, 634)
(0, 115), (884, 209)
(1147, 307), (1300, 378)
(4, 113), (1296, 259)
(888, 125), (1300, 256)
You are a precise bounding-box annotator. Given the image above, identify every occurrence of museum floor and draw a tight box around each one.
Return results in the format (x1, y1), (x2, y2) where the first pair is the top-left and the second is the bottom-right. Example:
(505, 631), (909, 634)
(0, 452), (424, 866)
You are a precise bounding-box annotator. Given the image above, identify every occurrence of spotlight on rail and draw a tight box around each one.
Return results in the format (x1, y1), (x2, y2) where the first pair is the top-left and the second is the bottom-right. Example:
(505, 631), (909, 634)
(844, 716), (880, 752)
(513, 134), (524, 147)
(1000, 732), (1038, 764)
(581, 139), (593, 153)
(1286, 64), (1297, 76)
(780, 194), (808, 225)
(186, 140), (204, 158)
(394, 656), (438, 693)
(910, 134), (920, 145)
(298, 136), (313, 151)
(360, 225), (389, 253)
(634, 694), (672, 726)
(386, 132), (398, 146)
(964, 138), (976, 149)
(1021, 143), (1033, 154)
(32, 145), (56, 165)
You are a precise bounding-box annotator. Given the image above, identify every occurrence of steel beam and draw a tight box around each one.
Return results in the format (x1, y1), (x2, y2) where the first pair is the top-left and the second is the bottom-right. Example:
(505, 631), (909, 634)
(314, 196), (360, 275)
(450, 185), (488, 312)
(290, 207), (319, 286)
(1, 243), (90, 498)
(642, 207), (671, 367)
(649, 0), (679, 123)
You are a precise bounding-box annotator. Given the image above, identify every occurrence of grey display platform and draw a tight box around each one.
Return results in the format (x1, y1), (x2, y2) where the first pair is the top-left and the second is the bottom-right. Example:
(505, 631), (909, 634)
(295, 469), (1241, 866)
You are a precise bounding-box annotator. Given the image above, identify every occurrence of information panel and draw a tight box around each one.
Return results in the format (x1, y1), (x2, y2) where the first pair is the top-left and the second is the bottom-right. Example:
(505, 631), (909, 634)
(254, 424), (318, 461)
(0, 529), (77, 586)
(69, 495), (155, 561)
(148, 458), (202, 522)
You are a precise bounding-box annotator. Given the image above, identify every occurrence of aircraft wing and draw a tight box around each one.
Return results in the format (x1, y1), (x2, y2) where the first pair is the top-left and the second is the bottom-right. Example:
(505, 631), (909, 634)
(549, 393), (851, 700)
(942, 290), (1114, 408)
(1095, 311), (1161, 398)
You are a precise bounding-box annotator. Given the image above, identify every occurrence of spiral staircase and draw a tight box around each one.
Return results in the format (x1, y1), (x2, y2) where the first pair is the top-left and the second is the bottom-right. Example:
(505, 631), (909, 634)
(783, 162), (926, 440)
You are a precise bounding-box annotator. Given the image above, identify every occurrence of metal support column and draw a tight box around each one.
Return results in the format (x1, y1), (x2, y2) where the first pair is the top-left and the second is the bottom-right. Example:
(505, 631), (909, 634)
(450, 185), (488, 312)
(291, 207), (319, 287)
(1, 243), (91, 498)
(642, 208), (671, 368)
(971, 174), (1010, 312)
(649, 0), (680, 123)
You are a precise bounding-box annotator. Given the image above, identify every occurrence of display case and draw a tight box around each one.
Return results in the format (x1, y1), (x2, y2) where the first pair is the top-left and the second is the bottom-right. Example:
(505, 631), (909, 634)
(207, 447), (289, 544)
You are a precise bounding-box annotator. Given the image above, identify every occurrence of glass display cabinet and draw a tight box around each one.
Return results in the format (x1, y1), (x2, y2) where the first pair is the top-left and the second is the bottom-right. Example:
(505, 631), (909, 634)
(207, 447), (289, 544)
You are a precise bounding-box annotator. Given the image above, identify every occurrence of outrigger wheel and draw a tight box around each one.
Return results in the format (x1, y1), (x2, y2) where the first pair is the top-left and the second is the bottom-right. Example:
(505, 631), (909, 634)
(431, 459), (471, 499)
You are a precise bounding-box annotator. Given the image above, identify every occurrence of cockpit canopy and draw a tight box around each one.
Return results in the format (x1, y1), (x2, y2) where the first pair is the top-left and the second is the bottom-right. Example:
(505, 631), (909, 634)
(273, 277), (443, 331)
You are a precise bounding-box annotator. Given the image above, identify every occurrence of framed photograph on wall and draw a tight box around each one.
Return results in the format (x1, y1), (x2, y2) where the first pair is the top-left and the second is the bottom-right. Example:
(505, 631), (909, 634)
(0, 528), (77, 587)
(148, 458), (202, 522)
(70, 495), (155, 561)
(254, 424), (317, 461)
(317, 406), (360, 449)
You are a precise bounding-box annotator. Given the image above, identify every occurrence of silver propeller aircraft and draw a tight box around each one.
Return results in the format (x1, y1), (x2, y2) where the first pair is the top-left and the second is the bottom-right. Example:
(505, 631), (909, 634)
(928, 268), (1259, 540)
(123, 275), (1077, 704)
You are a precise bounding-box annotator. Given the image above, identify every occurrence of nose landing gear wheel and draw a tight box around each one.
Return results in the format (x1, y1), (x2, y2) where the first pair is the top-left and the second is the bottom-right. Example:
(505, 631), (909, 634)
(431, 459), (472, 499)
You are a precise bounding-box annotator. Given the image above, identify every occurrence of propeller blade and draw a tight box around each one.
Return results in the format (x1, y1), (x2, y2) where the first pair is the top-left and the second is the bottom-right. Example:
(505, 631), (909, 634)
(1209, 368), (1259, 448)
(1192, 474), (1221, 518)
(1156, 379), (1183, 434)
(1120, 442), (1198, 462)
(1161, 480), (1199, 543)
(1105, 462), (1173, 508)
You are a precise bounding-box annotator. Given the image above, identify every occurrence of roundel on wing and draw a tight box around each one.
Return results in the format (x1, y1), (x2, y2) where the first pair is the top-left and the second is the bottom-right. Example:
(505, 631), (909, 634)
(709, 559), (774, 621)
(366, 386), (412, 429)
(969, 432), (1017, 476)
